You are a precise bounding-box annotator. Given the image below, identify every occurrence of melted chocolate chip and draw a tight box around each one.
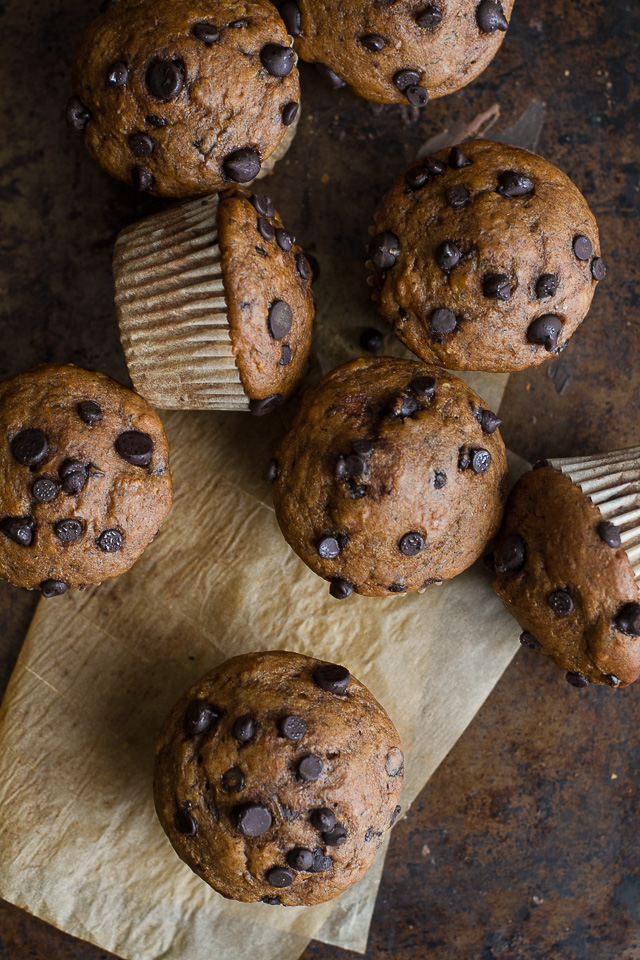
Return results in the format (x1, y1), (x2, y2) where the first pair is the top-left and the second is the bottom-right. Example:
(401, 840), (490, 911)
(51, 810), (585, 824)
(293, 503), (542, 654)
(591, 257), (606, 281)
(298, 755), (323, 781)
(316, 63), (346, 88)
(260, 43), (295, 77)
(329, 578), (354, 600)
(313, 663), (351, 694)
(129, 132), (154, 157)
(222, 767), (245, 792)
(598, 521), (621, 548)
(132, 166), (155, 192)
(235, 804), (272, 837)
(32, 476), (59, 503)
(175, 810), (198, 835)
(295, 252), (311, 279)
(434, 470), (447, 489)
(399, 532), (425, 556)
(360, 328), (384, 352)
(60, 460), (87, 495)
(435, 241), (461, 272)
(282, 101), (299, 125)
(268, 300), (293, 339)
(527, 314), (562, 351)
(494, 534), (526, 573)
(311, 808), (336, 832)
(77, 400), (103, 425)
(287, 847), (314, 871)
(369, 231), (400, 269)
(107, 61), (129, 86)
(184, 699), (219, 736)
(535, 274), (558, 299)
(449, 146), (471, 169)
(249, 394), (281, 416)
(480, 410), (502, 433)
(266, 866), (294, 888)
(431, 307), (457, 338)
(310, 848), (333, 872)
(279, 0), (302, 35)
(615, 602), (640, 636)
(566, 672), (590, 688)
(279, 715), (306, 740)
(477, 0), (509, 32)
(223, 148), (261, 182)
(318, 536), (340, 559)
(519, 631), (541, 650)
(250, 194), (274, 217)
(323, 824), (347, 846)
(498, 171), (533, 197)
(192, 21), (220, 43)
(55, 519), (83, 542)
(115, 431), (154, 466)
(0, 517), (34, 547)
(66, 96), (92, 132)
(97, 529), (123, 553)
(146, 58), (185, 100)
(11, 429), (48, 466)
(573, 235), (593, 260)
(393, 68), (421, 91)
(232, 715), (256, 743)
(483, 273), (511, 300)
(41, 579), (68, 598)
(276, 228), (295, 252)
(417, 4), (443, 28)
(257, 217), (275, 241)
(548, 589), (574, 616)
(410, 376), (437, 399)
(445, 185), (470, 208)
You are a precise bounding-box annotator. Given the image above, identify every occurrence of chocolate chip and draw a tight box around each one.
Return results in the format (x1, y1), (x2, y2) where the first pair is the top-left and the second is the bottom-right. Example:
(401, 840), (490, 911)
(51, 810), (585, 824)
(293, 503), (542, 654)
(77, 400), (102, 425)
(445, 184), (470, 208)
(385, 747), (404, 777)
(416, 4), (443, 28)
(498, 171), (533, 197)
(280, 715), (306, 740)
(535, 274), (558, 299)
(298, 755), (323, 781)
(480, 410), (502, 433)
(268, 300), (293, 339)
(369, 231), (400, 269)
(316, 63), (346, 88)
(60, 460), (87, 495)
(250, 194), (275, 217)
(353, 440), (374, 458)
(184, 698), (219, 736)
(318, 536), (340, 559)
(566, 672), (590, 688)
(494, 534), (526, 572)
(279, 0), (302, 35)
(334, 456), (347, 479)
(132, 166), (155, 192)
(260, 43), (295, 77)
(527, 314), (562, 351)
(279, 344), (292, 366)
(129, 132), (154, 157)
(107, 61), (129, 86)
(97, 529), (123, 553)
(11, 429), (48, 466)
(32, 477), (58, 503)
(591, 257), (606, 281)
(276, 228), (295, 252)
(146, 58), (185, 100)
(192, 21), (220, 43)
(223, 148), (262, 182)
(405, 165), (428, 190)
(249, 394), (282, 416)
(235, 804), (272, 837)
(360, 33), (386, 51)
(434, 470), (447, 489)
(431, 307), (457, 337)
(483, 273), (511, 300)
(313, 663), (351, 693)
(222, 767), (245, 792)
(311, 808), (336, 832)
(115, 430), (154, 466)
(282, 101), (299, 125)
(597, 521), (621, 548)
(393, 69), (421, 91)
(310, 849), (333, 872)
(55, 519), (83, 542)
(257, 217), (275, 241)
(406, 85), (429, 107)
(390, 804), (402, 827)
(519, 631), (541, 650)
(424, 156), (446, 176)
(0, 517), (34, 547)
(262, 895), (282, 905)
(146, 115), (167, 127)
(606, 674), (621, 688)
(295, 252), (311, 279)
(232, 715), (256, 743)
(287, 847), (314, 871)
(548, 589), (574, 616)
(266, 866), (294, 888)
(344, 453), (367, 476)
(66, 96), (92, 132)
(323, 824), (347, 846)
(399, 532), (424, 556)
(477, 0), (509, 31)
(573, 235), (592, 260)
(449, 146), (471, 169)
(615, 602), (640, 636)
(41, 579), (68, 598)
(435, 241), (461, 272)
(349, 481), (366, 499)
(175, 810), (198, 835)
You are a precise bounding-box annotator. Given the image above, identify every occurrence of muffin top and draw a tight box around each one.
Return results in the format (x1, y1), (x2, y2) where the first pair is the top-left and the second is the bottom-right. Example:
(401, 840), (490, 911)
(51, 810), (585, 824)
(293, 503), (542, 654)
(271, 357), (508, 598)
(369, 140), (603, 372)
(284, 0), (514, 104)
(0, 364), (173, 595)
(68, 0), (300, 197)
(492, 465), (640, 687)
(154, 651), (403, 906)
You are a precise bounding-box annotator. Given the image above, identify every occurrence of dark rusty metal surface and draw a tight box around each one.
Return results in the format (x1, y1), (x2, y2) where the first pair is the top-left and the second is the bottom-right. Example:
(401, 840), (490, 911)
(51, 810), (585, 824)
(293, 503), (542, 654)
(1, 0), (639, 956)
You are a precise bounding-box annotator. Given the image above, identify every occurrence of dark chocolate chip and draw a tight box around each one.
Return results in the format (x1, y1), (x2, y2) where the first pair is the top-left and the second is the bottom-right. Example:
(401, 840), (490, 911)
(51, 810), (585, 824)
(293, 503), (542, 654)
(406, 85), (429, 107)
(483, 273), (511, 300)
(77, 400), (103, 425)
(424, 156), (446, 176)
(323, 824), (347, 846)
(535, 274), (558, 299)
(268, 300), (293, 339)
(279, 344), (292, 366)
(316, 63), (346, 88)
(32, 478), (59, 503)
(385, 747), (404, 777)
(295, 252), (311, 279)
(97, 529), (123, 553)
(41, 579), (68, 598)
(519, 631), (541, 650)
(480, 410), (502, 433)
(470, 448), (491, 473)
(222, 767), (245, 792)
(353, 440), (374, 458)
(107, 61), (129, 86)
(60, 460), (87, 495)
(313, 663), (351, 693)
(349, 481), (366, 499)
(280, 715), (306, 740)
(566, 672), (590, 688)
(435, 241), (461, 272)
(434, 470), (447, 489)
(66, 96), (92, 132)
(548, 589), (574, 616)
(405, 165), (428, 190)
(146, 58), (185, 100)
(449, 146), (471, 169)
(267, 459), (278, 483)
(276, 228), (295, 252)
(344, 453), (367, 476)
(310, 848), (333, 872)
(445, 184), (470, 208)
(393, 69), (421, 91)
(266, 866), (294, 888)
(192, 21), (220, 43)
(498, 170), (533, 197)
(257, 217), (275, 241)
(175, 810), (198, 835)
(615, 602), (640, 636)
(132, 166), (155, 192)
(431, 307), (457, 337)
(11, 429), (48, 466)
(279, 0), (302, 36)
(390, 804), (402, 827)
(311, 808), (336, 832)
(369, 231), (400, 269)
(260, 43), (295, 77)
(361, 33), (386, 51)
(262, 895), (282, 905)
(287, 847), (314, 871)
(250, 194), (275, 217)
(410, 376), (437, 399)
(55, 519), (83, 542)
(598, 521), (621, 548)
(399, 532), (424, 556)
(146, 115), (167, 127)
(606, 674), (621, 688)
(527, 314), (562, 351)
(477, 0), (509, 32)
(334, 456), (347, 479)
(494, 534), (526, 573)
(249, 394), (282, 416)
(298, 755), (323, 781)
(235, 804), (272, 837)
(223, 148), (262, 183)
(318, 536), (340, 559)
(0, 517), (34, 547)
(115, 431), (154, 466)
(129, 132), (154, 157)
(591, 257), (606, 281)
(416, 4), (443, 28)
(282, 101), (299, 125)
(184, 698), (219, 736)
(232, 715), (256, 743)
(573, 235), (593, 261)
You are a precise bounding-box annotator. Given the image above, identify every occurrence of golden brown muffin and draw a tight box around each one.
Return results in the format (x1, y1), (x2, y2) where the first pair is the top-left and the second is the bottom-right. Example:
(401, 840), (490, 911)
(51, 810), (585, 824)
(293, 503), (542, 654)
(67, 0), (300, 197)
(154, 651), (404, 906)
(282, 0), (514, 104)
(0, 364), (173, 596)
(114, 189), (314, 413)
(270, 357), (508, 598)
(492, 465), (640, 688)
(369, 140), (604, 372)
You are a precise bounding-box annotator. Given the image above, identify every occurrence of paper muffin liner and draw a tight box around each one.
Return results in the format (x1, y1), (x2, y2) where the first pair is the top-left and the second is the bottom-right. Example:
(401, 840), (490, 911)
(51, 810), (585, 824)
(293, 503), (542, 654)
(114, 193), (249, 411)
(550, 446), (640, 582)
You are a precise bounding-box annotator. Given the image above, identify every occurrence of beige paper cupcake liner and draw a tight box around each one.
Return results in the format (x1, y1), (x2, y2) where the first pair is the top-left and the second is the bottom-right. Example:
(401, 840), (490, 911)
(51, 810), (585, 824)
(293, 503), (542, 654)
(550, 446), (640, 581)
(114, 193), (249, 411)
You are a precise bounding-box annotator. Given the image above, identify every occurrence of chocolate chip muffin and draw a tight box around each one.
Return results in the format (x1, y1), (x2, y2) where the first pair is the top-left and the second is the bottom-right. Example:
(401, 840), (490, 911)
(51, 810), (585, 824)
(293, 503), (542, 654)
(0, 364), (173, 597)
(67, 0), (300, 197)
(115, 189), (314, 413)
(492, 448), (640, 688)
(270, 357), (508, 598)
(369, 140), (604, 372)
(282, 0), (514, 104)
(154, 651), (404, 906)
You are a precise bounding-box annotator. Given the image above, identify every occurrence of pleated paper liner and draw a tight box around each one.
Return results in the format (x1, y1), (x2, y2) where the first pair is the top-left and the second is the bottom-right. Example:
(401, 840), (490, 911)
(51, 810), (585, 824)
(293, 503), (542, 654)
(114, 193), (249, 411)
(550, 446), (640, 582)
